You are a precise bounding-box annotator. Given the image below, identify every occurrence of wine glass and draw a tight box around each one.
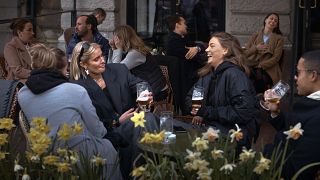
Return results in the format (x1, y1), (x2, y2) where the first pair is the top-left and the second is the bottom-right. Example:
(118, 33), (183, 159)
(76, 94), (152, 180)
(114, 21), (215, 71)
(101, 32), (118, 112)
(191, 85), (204, 112)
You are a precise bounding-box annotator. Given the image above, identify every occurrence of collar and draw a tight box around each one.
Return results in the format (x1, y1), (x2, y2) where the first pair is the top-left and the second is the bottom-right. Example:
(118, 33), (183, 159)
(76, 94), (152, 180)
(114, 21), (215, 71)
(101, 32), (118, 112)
(307, 90), (320, 100)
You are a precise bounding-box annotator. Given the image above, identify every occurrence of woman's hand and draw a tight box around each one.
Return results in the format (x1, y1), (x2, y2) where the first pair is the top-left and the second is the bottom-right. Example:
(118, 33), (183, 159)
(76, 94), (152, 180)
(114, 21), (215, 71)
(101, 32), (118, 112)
(119, 108), (135, 123)
(191, 104), (201, 115)
(192, 116), (203, 125)
(113, 35), (121, 49)
(109, 38), (116, 50)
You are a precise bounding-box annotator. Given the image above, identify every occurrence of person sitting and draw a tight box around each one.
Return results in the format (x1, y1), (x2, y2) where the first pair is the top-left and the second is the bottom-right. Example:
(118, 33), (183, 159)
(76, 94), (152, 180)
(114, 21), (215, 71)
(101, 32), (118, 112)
(108, 25), (168, 101)
(66, 15), (110, 59)
(245, 13), (284, 94)
(69, 41), (158, 179)
(263, 50), (320, 180)
(18, 43), (122, 179)
(165, 15), (206, 113)
(185, 32), (260, 154)
(4, 18), (35, 83)
(91, 8), (106, 25)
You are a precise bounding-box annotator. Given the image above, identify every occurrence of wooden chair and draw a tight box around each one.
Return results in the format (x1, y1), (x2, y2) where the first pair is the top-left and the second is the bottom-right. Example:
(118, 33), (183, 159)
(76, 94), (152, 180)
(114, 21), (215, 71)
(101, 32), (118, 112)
(0, 55), (7, 79)
(153, 65), (174, 115)
(63, 27), (74, 49)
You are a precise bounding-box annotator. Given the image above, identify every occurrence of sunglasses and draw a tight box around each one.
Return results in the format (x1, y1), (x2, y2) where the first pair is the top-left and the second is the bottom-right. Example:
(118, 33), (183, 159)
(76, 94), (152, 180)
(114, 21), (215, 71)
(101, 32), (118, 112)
(78, 42), (91, 62)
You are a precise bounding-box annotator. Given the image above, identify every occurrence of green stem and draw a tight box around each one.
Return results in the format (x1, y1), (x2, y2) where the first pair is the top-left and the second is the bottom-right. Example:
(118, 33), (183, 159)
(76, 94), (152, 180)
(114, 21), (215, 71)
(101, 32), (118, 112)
(277, 139), (289, 180)
(291, 162), (320, 180)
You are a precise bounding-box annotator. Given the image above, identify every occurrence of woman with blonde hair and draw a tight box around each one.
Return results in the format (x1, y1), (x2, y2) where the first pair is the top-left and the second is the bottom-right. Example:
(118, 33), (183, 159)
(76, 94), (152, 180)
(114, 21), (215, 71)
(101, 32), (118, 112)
(185, 32), (260, 154)
(109, 25), (167, 101)
(18, 43), (122, 179)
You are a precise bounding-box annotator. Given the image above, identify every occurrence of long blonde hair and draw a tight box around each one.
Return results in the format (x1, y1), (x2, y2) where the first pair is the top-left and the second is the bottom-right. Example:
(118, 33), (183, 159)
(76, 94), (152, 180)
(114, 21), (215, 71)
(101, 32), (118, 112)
(69, 41), (101, 80)
(198, 32), (250, 77)
(113, 25), (151, 55)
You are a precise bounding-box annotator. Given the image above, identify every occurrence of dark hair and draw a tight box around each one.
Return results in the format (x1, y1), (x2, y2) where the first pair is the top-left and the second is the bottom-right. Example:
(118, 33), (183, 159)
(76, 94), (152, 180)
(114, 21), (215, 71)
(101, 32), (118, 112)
(92, 8), (106, 17)
(301, 50), (320, 73)
(79, 15), (98, 33)
(166, 15), (183, 32)
(198, 32), (250, 77)
(263, 13), (282, 35)
(10, 18), (32, 36)
(51, 48), (68, 71)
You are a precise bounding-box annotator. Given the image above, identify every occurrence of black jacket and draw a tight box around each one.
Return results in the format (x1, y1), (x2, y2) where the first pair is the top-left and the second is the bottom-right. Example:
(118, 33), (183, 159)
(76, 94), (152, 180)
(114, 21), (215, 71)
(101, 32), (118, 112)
(131, 54), (167, 101)
(269, 96), (320, 180)
(185, 61), (260, 145)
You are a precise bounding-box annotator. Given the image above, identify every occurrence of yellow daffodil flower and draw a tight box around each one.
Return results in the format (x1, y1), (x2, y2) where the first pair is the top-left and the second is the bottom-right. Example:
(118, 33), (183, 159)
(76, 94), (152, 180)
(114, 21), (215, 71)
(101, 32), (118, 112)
(130, 111), (146, 128)
(192, 137), (209, 152)
(219, 159), (236, 175)
(36, 124), (50, 134)
(91, 155), (107, 166)
(185, 149), (201, 161)
(229, 124), (243, 143)
(57, 124), (73, 141)
(202, 127), (220, 142)
(57, 148), (68, 157)
(253, 152), (271, 174)
(31, 143), (49, 156)
(211, 148), (224, 160)
(193, 159), (210, 171)
(283, 122), (304, 140)
(197, 167), (213, 180)
(0, 118), (16, 130)
(31, 117), (47, 127)
(239, 148), (256, 162)
(73, 122), (83, 135)
(0, 133), (8, 145)
(43, 155), (59, 165)
(184, 162), (194, 171)
(56, 162), (71, 173)
(131, 166), (146, 177)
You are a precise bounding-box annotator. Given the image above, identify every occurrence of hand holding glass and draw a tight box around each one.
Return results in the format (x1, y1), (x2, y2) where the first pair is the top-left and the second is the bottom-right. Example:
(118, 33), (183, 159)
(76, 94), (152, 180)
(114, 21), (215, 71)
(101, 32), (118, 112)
(191, 86), (204, 115)
(136, 82), (152, 112)
(260, 80), (290, 110)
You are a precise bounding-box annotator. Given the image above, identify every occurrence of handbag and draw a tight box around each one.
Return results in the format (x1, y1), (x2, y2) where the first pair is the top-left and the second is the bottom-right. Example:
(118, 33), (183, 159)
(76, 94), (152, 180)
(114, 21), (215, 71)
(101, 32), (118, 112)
(0, 80), (24, 121)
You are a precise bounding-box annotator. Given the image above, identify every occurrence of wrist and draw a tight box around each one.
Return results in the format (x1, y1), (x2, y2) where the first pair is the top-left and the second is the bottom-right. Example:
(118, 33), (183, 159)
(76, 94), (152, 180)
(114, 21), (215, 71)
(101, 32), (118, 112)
(196, 46), (201, 52)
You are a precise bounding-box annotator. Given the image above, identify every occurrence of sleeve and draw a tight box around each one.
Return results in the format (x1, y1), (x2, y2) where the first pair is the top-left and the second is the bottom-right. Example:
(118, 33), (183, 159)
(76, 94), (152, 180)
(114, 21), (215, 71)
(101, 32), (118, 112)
(125, 66), (144, 96)
(120, 50), (146, 70)
(79, 90), (107, 138)
(259, 37), (284, 70)
(166, 37), (189, 60)
(268, 112), (286, 131)
(98, 36), (110, 58)
(197, 71), (258, 125)
(110, 49), (123, 63)
(244, 33), (259, 57)
(66, 34), (77, 59)
(4, 44), (31, 79)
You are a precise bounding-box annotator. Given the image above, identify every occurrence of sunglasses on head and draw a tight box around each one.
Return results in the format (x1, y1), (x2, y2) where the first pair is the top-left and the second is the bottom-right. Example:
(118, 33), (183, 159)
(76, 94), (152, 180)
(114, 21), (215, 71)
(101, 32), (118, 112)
(78, 42), (91, 62)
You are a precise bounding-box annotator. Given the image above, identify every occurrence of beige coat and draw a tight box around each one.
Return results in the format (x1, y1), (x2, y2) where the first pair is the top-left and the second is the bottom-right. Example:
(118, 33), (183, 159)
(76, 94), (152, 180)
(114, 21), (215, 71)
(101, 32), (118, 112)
(4, 36), (32, 83)
(245, 29), (284, 84)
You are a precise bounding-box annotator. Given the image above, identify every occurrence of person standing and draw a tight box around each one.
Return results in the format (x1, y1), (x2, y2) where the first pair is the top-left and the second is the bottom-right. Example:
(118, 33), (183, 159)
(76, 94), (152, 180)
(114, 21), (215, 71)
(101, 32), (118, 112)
(245, 13), (284, 94)
(4, 18), (35, 83)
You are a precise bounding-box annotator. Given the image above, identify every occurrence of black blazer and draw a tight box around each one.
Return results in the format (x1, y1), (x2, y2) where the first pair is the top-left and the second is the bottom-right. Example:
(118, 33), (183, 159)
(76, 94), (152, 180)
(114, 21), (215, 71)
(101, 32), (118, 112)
(74, 64), (143, 127)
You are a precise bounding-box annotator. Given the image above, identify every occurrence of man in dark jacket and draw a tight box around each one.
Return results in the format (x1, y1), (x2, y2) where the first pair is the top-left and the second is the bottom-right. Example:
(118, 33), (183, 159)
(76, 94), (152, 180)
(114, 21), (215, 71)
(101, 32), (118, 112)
(165, 15), (206, 114)
(265, 50), (320, 180)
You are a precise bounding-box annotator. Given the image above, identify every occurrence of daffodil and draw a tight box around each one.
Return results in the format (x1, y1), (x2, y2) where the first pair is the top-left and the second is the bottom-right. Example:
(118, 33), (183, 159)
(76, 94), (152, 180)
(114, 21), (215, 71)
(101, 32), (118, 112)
(22, 169), (31, 180)
(283, 122), (304, 140)
(14, 160), (23, 172)
(91, 155), (107, 166)
(0, 133), (8, 145)
(193, 159), (210, 171)
(57, 148), (68, 157)
(0, 118), (16, 130)
(43, 155), (60, 165)
(131, 166), (146, 177)
(253, 152), (271, 174)
(36, 124), (50, 134)
(73, 122), (83, 135)
(229, 124), (243, 143)
(56, 162), (71, 173)
(185, 149), (201, 161)
(31, 143), (49, 155)
(211, 148), (224, 160)
(239, 148), (256, 162)
(130, 111), (146, 128)
(27, 128), (41, 143)
(57, 123), (73, 141)
(192, 137), (209, 152)
(202, 127), (220, 142)
(219, 159), (236, 174)
(31, 117), (47, 127)
(0, 151), (8, 160)
(184, 162), (194, 171)
(197, 167), (213, 180)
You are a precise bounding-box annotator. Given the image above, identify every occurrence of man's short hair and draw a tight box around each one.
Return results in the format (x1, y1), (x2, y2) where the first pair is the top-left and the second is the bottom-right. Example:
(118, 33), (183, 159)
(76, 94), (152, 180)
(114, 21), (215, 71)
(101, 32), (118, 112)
(79, 15), (98, 33)
(302, 50), (320, 73)
(166, 15), (183, 32)
(92, 8), (106, 17)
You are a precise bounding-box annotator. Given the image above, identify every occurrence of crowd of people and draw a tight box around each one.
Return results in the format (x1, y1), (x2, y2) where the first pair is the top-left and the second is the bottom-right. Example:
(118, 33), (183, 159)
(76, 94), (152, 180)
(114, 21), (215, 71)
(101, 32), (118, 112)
(2, 9), (320, 180)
